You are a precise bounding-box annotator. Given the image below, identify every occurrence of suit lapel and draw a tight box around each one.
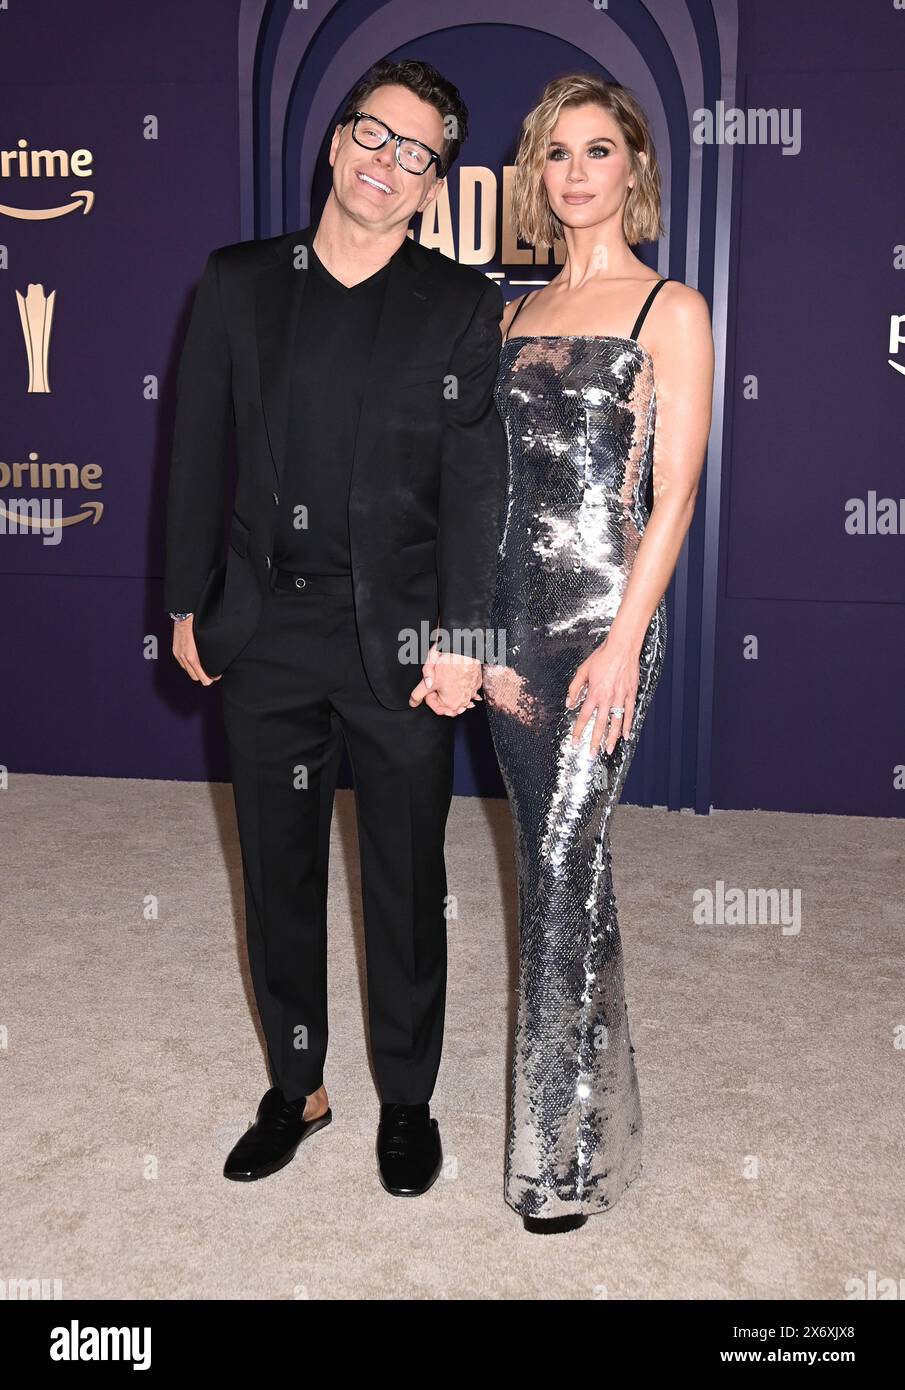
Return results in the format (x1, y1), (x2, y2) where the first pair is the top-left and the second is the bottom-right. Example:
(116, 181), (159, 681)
(256, 226), (311, 491)
(350, 235), (433, 493)
(255, 225), (435, 494)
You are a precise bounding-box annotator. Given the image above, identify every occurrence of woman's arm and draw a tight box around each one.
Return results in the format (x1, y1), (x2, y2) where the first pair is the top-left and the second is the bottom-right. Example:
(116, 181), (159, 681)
(568, 282), (714, 754)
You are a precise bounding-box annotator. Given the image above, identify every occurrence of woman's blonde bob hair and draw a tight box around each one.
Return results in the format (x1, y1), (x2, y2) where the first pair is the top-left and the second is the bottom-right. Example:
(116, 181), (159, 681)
(511, 73), (665, 249)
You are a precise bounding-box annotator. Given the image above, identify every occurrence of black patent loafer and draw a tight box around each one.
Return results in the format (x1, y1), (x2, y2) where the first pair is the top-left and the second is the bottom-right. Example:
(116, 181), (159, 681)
(376, 1102), (442, 1196)
(223, 1086), (332, 1181)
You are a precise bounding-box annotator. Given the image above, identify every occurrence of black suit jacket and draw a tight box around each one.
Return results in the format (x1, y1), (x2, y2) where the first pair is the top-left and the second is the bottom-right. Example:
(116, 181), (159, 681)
(164, 223), (509, 709)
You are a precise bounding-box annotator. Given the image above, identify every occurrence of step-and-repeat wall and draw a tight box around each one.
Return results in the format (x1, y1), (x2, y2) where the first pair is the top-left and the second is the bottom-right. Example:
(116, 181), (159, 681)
(2, 0), (902, 816)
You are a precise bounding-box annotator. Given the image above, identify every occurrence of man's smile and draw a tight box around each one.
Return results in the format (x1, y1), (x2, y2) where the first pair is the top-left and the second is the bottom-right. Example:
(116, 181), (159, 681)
(356, 169), (394, 196)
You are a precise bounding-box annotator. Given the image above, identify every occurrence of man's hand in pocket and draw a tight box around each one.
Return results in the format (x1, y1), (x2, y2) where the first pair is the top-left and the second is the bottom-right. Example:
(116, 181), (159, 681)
(172, 616), (221, 685)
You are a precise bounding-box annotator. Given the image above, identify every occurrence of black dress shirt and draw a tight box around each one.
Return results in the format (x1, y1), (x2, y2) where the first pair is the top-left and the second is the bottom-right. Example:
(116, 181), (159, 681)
(272, 241), (399, 573)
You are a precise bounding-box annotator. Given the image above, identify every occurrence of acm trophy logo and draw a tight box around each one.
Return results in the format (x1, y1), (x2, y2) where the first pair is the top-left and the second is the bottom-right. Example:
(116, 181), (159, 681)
(1, 138), (99, 545)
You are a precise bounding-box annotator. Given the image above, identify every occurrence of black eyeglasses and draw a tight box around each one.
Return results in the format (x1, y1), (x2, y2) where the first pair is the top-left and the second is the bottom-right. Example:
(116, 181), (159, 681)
(349, 110), (444, 177)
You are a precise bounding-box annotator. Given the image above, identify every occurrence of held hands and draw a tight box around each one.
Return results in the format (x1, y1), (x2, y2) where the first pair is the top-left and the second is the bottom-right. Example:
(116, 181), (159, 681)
(172, 616), (221, 686)
(409, 644), (483, 716)
(173, 617), (479, 704)
(565, 637), (640, 757)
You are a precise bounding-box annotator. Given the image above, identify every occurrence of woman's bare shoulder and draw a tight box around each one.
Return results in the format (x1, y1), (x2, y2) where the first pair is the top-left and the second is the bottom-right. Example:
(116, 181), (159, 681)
(500, 291), (535, 338)
(654, 279), (711, 334)
(644, 279), (714, 380)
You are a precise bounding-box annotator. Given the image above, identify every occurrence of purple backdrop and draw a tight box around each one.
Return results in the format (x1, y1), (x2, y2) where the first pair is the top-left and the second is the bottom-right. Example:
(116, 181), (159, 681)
(1, 0), (902, 817)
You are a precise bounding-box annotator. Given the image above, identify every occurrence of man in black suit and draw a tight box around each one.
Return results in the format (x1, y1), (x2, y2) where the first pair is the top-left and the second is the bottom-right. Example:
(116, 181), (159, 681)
(164, 59), (507, 1195)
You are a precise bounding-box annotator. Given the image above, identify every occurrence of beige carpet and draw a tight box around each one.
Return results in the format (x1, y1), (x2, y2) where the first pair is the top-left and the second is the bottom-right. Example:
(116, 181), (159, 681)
(3, 773), (902, 1300)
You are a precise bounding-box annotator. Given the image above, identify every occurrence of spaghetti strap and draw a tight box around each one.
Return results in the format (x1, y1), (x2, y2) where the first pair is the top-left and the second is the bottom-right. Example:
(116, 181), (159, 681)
(629, 277), (669, 341)
(503, 290), (536, 342)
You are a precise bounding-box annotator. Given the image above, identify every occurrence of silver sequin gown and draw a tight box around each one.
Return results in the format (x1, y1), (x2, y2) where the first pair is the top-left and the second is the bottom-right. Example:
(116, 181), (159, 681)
(482, 282), (669, 1219)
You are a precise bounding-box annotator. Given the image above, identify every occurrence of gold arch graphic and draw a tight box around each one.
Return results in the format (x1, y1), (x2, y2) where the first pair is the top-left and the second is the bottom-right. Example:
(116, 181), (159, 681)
(0, 500), (103, 529)
(0, 189), (94, 220)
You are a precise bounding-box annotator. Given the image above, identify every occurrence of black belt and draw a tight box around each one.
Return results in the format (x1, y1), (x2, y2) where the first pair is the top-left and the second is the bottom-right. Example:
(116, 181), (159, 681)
(270, 566), (354, 594)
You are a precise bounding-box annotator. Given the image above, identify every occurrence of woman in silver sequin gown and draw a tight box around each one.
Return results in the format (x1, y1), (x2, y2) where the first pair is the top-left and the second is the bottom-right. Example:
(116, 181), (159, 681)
(483, 289), (667, 1229)
(478, 74), (711, 1235)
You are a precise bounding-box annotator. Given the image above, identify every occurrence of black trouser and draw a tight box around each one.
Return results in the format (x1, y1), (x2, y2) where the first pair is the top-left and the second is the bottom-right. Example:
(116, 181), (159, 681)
(220, 570), (455, 1105)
